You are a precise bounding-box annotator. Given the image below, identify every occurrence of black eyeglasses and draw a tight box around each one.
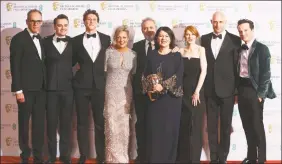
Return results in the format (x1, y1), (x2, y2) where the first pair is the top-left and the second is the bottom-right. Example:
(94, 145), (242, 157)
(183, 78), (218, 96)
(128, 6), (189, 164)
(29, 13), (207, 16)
(28, 20), (43, 24)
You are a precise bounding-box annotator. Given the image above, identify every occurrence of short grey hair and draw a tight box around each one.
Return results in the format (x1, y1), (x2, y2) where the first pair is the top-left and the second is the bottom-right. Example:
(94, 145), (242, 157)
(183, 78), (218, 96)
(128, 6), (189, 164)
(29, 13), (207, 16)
(141, 17), (157, 29)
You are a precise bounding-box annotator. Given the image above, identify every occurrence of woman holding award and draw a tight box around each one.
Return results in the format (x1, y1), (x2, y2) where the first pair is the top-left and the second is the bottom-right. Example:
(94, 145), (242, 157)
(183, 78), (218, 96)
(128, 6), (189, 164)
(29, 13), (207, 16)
(142, 26), (184, 163)
(104, 25), (137, 163)
(176, 25), (207, 163)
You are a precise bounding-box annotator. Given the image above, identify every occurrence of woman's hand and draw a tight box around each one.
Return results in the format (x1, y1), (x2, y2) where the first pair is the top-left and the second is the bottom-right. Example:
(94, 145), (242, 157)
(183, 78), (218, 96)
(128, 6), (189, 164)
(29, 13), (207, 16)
(192, 92), (201, 106)
(153, 84), (163, 92)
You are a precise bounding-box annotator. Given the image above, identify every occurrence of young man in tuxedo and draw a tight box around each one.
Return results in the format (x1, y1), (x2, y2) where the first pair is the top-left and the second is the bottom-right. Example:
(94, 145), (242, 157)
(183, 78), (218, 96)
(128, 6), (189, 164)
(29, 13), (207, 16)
(200, 11), (241, 163)
(132, 17), (156, 163)
(10, 9), (46, 164)
(72, 9), (111, 164)
(43, 14), (73, 164)
(236, 19), (276, 164)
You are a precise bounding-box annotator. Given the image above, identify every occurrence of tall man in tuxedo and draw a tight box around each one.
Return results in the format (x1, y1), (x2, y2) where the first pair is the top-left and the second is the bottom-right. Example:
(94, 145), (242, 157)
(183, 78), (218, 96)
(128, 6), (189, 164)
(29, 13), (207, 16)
(200, 11), (241, 163)
(72, 9), (111, 164)
(236, 19), (276, 164)
(10, 9), (46, 164)
(132, 17), (157, 163)
(43, 14), (73, 164)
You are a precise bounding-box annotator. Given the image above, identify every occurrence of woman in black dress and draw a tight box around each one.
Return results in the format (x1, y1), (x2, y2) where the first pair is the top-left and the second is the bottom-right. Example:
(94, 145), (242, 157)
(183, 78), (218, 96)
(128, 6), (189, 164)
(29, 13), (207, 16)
(177, 25), (207, 163)
(142, 26), (184, 163)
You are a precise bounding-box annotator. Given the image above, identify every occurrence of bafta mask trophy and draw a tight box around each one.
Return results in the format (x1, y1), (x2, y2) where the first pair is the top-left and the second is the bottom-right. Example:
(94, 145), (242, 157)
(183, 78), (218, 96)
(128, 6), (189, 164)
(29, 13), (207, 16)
(146, 63), (163, 101)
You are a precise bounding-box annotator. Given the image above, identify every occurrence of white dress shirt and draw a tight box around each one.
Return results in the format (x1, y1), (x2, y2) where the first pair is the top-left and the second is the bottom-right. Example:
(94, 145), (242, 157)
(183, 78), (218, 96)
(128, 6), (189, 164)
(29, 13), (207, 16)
(83, 32), (101, 62)
(239, 38), (255, 78)
(211, 30), (226, 59)
(145, 40), (155, 55)
(27, 28), (42, 59)
(53, 35), (68, 54)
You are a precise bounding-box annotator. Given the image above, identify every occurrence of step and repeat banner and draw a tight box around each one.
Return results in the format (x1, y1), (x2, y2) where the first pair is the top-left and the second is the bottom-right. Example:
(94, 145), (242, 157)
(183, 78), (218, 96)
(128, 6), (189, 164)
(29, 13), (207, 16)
(1, 1), (281, 160)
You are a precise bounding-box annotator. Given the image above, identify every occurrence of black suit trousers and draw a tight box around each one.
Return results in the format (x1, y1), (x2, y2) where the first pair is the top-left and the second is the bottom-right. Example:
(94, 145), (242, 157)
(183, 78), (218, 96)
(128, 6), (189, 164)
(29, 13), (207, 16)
(17, 90), (46, 160)
(205, 94), (234, 161)
(74, 87), (105, 162)
(46, 90), (74, 159)
(238, 78), (266, 163)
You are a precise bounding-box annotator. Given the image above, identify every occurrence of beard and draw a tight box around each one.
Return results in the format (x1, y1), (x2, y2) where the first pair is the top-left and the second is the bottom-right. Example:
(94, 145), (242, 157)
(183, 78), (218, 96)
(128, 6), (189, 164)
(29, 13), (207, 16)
(144, 31), (155, 41)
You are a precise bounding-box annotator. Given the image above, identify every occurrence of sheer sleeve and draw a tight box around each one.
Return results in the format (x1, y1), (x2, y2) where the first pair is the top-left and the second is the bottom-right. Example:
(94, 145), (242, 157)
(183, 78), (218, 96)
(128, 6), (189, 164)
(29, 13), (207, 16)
(194, 46), (207, 94)
(161, 52), (184, 97)
(131, 51), (137, 75)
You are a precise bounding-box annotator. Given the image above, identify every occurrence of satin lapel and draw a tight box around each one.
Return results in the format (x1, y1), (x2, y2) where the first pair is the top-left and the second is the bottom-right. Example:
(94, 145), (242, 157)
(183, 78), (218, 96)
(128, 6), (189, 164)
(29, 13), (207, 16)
(248, 39), (257, 60)
(24, 29), (42, 61)
(206, 34), (215, 60)
(80, 33), (93, 61)
(216, 32), (231, 60)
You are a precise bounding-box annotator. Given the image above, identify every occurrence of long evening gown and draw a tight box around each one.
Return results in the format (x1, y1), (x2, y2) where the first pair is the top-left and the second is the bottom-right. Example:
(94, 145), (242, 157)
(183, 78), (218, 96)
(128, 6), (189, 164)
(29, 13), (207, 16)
(104, 48), (137, 163)
(142, 50), (184, 163)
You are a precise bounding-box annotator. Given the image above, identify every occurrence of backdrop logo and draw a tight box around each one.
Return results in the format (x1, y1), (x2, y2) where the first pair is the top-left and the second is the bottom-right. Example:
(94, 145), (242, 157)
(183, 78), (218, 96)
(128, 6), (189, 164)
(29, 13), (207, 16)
(6, 3), (14, 11)
(268, 20), (280, 31)
(52, 2), (60, 11)
(5, 104), (12, 113)
(268, 124), (272, 133)
(5, 36), (12, 45)
(73, 19), (84, 28)
(100, 2), (107, 10)
(12, 123), (17, 131)
(232, 144), (236, 150)
(98, 21), (112, 28)
(52, 2), (90, 11)
(149, 1), (157, 12)
(5, 69), (12, 80)
(199, 3), (206, 11)
(122, 19), (141, 28)
(1, 22), (16, 29)
(248, 4), (253, 12)
(122, 19), (129, 26)
(5, 3), (42, 12)
(99, 2), (135, 11)
(6, 137), (12, 146)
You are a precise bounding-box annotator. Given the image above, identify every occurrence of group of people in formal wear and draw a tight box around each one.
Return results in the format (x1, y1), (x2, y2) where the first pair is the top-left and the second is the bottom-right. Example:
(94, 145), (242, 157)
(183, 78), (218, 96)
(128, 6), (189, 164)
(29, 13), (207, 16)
(9, 8), (276, 164)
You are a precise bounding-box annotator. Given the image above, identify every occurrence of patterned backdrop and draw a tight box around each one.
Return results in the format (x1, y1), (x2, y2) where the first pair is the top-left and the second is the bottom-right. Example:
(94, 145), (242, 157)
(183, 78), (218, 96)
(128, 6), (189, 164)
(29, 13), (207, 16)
(1, 1), (281, 160)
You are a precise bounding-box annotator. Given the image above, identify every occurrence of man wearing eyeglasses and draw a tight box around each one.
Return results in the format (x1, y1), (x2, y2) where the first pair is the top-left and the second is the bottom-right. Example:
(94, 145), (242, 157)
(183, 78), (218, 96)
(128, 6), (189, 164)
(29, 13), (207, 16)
(10, 9), (46, 164)
(72, 9), (111, 164)
(43, 14), (73, 164)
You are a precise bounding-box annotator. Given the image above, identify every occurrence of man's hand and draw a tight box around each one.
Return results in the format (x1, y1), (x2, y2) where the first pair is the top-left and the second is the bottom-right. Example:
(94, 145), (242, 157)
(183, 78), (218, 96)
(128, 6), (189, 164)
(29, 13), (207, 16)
(16, 93), (25, 103)
(258, 97), (262, 102)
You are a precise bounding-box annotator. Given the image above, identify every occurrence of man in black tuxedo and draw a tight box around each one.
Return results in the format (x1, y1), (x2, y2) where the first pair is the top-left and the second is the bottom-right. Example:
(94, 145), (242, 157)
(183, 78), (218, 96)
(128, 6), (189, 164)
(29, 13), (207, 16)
(132, 17), (157, 163)
(200, 11), (241, 163)
(236, 19), (276, 164)
(9, 9), (46, 164)
(72, 9), (111, 164)
(43, 14), (73, 164)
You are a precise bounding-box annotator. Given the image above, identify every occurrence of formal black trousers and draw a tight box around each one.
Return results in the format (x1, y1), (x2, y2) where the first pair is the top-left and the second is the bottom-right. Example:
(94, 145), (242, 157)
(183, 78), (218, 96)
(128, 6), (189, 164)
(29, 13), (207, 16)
(74, 87), (105, 162)
(177, 98), (205, 163)
(46, 90), (74, 159)
(205, 94), (234, 161)
(17, 90), (46, 161)
(238, 78), (266, 163)
(134, 94), (149, 162)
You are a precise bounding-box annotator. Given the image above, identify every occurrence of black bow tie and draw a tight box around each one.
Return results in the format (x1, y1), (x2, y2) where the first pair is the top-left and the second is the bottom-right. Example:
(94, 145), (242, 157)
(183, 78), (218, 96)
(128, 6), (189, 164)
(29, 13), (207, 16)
(57, 37), (68, 42)
(241, 44), (249, 50)
(32, 34), (40, 40)
(212, 33), (222, 39)
(87, 33), (96, 38)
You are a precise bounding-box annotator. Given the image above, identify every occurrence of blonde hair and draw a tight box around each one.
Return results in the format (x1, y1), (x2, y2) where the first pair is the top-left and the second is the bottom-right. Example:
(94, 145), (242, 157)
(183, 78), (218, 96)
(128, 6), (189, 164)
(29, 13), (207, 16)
(113, 25), (130, 45)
